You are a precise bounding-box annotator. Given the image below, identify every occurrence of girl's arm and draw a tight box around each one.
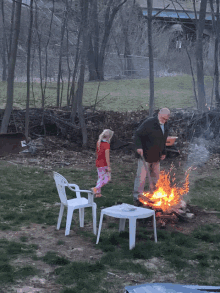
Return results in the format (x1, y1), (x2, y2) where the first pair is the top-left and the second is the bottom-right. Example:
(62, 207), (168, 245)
(105, 149), (111, 172)
(96, 142), (98, 160)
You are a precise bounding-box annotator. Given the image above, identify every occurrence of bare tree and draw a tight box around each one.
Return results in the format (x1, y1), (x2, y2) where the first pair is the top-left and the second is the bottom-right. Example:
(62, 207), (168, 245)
(65, 11), (71, 109)
(0, 0), (7, 81)
(142, 1), (169, 117)
(8, 0), (15, 60)
(195, 0), (208, 112)
(119, 7), (135, 76)
(0, 0), (22, 133)
(87, 0), (128, 81)
(25, 0), (34, 139)
(210, 0), (220, 108)
(144, 1), (169, 116)
(57, 0), (68, 108)
(70, 25), (82, 123)
(35, 1), (44, 110)
(75, 0), (90, 146)
(147, 0), (154, 117)
(34, 0), (55, 133)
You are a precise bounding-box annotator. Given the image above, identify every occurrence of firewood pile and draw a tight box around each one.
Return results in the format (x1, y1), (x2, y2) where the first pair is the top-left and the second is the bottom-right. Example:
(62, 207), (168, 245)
(1, 107), (220, 153)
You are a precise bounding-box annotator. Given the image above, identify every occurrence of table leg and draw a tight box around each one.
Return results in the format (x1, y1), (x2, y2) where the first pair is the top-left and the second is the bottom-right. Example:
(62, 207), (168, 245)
(119, 218), (126, 232)
(129, 218), (137, 250)
(153, 213), (157, 243)
(96, 211), (104, 244)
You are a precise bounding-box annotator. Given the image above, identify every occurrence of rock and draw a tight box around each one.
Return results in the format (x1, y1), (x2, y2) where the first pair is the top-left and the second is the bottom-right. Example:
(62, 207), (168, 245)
(16, 286), (42, 293)
(186, 213), (194, 219)
(72, 248), (83, 252)
(144, 262), (158, 270)
(36, 251), (43, 257)
(30, 277), (46, 284)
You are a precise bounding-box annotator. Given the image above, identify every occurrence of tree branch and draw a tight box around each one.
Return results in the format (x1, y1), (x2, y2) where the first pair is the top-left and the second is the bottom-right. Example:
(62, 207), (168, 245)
(13, 0), (30, 7)
(152, 4), (170, 19)
(116, 0), (128, 11)
(172, 0), (197, 24)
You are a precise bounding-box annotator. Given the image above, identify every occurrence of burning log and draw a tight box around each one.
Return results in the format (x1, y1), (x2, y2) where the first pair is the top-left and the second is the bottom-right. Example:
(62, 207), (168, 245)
(138, 169), (189, 212)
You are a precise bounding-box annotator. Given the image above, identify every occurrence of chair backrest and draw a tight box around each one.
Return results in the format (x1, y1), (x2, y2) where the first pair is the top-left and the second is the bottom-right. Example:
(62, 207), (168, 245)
(53, 172), (82, 204)
(53, 172), (69, 205)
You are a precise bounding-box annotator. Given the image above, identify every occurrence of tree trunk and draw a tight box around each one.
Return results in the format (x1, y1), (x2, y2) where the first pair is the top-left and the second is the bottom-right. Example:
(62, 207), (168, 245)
(57, 5), (67, 108)
(1, 29), (7, 81)
(25, 0), (34, 140)
(35, 1), (44, 110)
(70, 26), (82, 123)
(147, 0), (154, 117)
(8, 0), (15, 60)
(65, 3), (71, 110)
(1, 0), (7, 81)
(76, 0), (90, 147)
(210, 0), (220, 108)
(120, 10), (134, 76)
(87, 0), (99, 80)
(44, 0), (54, 100)
(88, 0), (128, 81)
(196, 0), (208, 113)
(0, 0), (22, 133)
(215, 0), (220, 108)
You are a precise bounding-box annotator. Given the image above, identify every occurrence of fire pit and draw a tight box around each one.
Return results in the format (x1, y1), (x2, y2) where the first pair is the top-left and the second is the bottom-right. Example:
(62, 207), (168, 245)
(138, 168), (194, 227)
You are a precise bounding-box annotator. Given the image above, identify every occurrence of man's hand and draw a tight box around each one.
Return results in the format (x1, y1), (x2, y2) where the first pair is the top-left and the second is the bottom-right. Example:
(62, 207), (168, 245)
(137, 149), (143, 156)
(161, 154), (166, 160)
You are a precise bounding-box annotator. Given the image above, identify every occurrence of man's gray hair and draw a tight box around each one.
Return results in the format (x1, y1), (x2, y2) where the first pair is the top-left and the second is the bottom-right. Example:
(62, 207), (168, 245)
(159, 108), (170, 115)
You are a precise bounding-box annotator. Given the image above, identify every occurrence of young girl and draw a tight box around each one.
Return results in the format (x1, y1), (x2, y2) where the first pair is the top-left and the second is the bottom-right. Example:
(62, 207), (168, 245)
(91, 129), (114, 198)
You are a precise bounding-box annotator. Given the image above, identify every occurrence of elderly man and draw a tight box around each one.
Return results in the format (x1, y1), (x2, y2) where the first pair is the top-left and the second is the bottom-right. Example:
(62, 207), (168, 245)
(133, 108), (170, 202)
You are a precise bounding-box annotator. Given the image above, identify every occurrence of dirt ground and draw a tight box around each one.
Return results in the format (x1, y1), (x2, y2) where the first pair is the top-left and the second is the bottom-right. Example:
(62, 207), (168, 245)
(1, 137), (220, 293)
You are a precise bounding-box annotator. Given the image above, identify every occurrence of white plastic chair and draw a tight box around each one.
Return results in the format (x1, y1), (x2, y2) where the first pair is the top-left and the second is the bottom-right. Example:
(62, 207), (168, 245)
(53, 171), (97, 236)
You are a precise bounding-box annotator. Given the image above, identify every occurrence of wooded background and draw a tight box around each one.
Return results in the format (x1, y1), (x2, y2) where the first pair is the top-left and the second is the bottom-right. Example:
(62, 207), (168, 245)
(0, 0), (220, 146)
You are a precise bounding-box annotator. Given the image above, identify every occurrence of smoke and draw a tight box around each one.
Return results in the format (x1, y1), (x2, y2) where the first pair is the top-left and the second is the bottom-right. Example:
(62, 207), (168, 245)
(186, 137), (210, 169)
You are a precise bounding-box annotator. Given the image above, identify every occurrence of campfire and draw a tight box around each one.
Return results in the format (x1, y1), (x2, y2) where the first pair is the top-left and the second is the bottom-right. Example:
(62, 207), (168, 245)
(138, 167), (193, 226)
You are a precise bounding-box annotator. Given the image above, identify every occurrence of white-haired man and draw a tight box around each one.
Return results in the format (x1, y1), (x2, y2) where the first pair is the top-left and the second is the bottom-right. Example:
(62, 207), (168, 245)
(133, 108), (170, 202)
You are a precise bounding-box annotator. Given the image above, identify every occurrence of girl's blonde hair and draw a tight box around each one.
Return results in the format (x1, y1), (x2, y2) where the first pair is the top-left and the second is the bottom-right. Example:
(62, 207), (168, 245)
(97, 129), (114, 149)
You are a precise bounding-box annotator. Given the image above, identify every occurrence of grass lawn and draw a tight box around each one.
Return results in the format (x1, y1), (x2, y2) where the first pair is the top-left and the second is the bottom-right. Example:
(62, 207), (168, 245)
(0, 159), (220, 292)
(0, 75), (212, 111)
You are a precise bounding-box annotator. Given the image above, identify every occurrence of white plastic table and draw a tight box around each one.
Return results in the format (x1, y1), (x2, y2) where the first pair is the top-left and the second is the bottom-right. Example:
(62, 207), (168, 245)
(96, 204), (157, 250)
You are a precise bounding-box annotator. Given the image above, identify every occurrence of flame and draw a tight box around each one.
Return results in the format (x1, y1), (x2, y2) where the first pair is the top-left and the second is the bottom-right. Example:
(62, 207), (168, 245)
(139, 169), (189, 212)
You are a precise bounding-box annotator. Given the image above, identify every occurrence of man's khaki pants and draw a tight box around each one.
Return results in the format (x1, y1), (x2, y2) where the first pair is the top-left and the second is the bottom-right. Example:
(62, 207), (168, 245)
(133, 158), (160, 200)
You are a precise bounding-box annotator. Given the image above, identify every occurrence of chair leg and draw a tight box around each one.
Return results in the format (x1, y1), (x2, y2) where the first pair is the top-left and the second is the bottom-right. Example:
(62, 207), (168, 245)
(92, 203), (97, 235)
(96, 210), (104, 244)
(79, 208), (84, 228)
(57, 203), (65, 230)
(129, 218), (137, 250)
(65, 207), (74, 236)
(153, 213), (157, 243)
(119, 218), (126, 232)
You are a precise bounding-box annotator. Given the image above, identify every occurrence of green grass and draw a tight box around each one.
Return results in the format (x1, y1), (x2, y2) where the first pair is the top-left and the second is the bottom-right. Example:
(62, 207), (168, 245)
(1, 162), (220, 291)
(42, 251), (70, 266)
(0, 75), (209, 111)
(0, 238), (38, 284)
(188, 174), (220, 210)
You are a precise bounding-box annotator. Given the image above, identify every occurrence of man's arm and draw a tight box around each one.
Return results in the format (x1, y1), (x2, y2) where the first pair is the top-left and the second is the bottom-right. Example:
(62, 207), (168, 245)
(161, 123), (169, 158)
(105, 149), (111, 172)
(133, 119), (151, 151)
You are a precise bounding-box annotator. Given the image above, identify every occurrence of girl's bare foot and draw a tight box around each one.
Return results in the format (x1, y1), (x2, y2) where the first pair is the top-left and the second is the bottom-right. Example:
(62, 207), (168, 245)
(95, 193), (102, 198)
